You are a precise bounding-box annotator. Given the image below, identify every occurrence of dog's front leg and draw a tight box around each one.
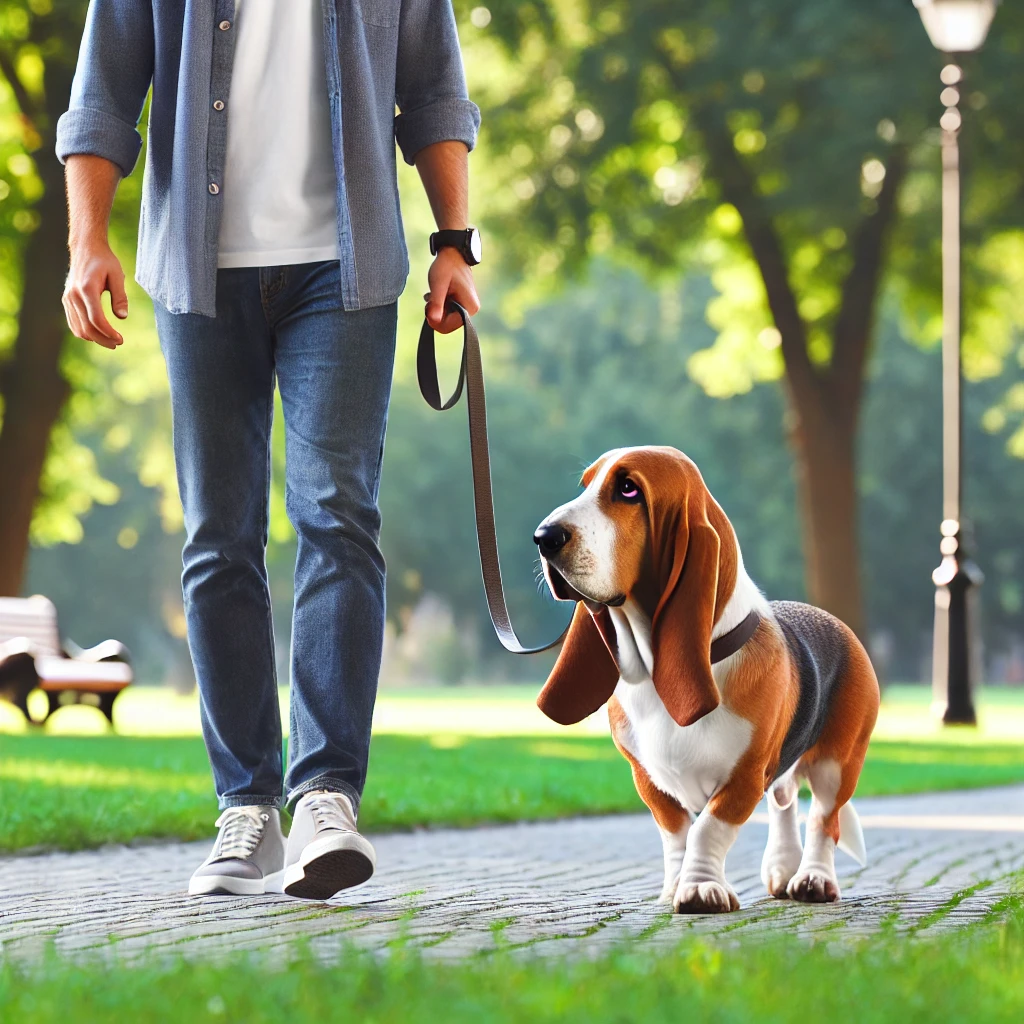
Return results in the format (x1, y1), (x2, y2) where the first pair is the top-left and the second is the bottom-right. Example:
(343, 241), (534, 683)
(658, 818), (691, 902)
(608, 701), (691, 903)
(674, 772), (762, 914)
(673, 810), (740, 913)
(761, 771), (803, 898)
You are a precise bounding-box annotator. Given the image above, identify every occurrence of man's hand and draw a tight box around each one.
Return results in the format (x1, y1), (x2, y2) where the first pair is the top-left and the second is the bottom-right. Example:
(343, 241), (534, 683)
(63, 154), (126, 349)
(414, 141), (479, 333)
(425, 247), (480, 334)
(63, 242), (128, 349)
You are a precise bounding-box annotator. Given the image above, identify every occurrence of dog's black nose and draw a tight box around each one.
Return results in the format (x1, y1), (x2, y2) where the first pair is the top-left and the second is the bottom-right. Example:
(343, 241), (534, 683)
(533, 523), (571, 557)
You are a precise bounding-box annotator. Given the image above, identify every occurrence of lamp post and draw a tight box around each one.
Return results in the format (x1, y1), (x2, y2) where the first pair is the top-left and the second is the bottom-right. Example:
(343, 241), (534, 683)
(913, 0), (998, 725)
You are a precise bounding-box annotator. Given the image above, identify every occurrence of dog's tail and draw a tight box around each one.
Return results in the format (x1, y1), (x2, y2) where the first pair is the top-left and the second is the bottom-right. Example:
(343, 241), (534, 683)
(837, 801), (867, 866)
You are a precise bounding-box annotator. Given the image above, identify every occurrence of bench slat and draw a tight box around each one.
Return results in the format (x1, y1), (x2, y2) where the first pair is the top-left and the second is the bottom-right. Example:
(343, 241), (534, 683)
(34, 656), (133, 688)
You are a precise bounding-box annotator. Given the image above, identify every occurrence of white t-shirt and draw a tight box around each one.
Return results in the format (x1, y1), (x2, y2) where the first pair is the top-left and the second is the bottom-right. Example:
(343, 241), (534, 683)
(217, 0), (339, 268)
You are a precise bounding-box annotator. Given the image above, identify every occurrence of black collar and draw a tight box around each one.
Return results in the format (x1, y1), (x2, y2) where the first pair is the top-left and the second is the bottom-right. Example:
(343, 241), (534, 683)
(709, 609), (761, 664)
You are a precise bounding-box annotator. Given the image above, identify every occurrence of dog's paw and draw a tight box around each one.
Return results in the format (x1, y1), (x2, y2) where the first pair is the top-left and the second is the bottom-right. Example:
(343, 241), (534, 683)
(786, 869), (840, 904)
(658, 871), (682, 904)
(761, 849), (802, 899)
(673, 880), (740, 915)
(762, 864), (797, 899)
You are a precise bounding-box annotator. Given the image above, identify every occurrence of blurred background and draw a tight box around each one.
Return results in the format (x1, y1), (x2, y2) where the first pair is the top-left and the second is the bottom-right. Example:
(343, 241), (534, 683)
(2, 0), (1023, 697)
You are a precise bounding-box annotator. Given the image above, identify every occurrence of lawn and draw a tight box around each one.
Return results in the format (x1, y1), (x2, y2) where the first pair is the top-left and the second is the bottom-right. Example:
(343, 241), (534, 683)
(1, 886), (1021, 1023)
(1, 729), (1022, 854)
(4, 683), (1023, 741)
(1, 684), (1022, 853)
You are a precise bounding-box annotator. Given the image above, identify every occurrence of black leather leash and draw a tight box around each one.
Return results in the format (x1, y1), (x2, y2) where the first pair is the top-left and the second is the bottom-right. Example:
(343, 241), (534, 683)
(417, 303), (570, 654)
(417, 305), (763, 664)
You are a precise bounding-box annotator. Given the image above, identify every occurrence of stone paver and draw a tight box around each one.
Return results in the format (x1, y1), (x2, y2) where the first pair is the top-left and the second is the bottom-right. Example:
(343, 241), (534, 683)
(1, 786), (1021, 964)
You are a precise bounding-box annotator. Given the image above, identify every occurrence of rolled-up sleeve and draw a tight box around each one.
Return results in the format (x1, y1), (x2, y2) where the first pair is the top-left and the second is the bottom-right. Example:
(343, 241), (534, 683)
(394, 0), (481, 165)
(55, 0), (155, 177)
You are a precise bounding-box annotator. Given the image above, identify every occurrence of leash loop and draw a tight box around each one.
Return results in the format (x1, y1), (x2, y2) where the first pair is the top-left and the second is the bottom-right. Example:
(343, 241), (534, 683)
(417, 304), (570, 654)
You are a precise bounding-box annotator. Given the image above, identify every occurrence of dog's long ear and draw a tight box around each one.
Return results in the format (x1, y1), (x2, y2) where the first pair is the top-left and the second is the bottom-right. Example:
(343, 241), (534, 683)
(537, 603), (619, 725)
(643, 459), (729, 728)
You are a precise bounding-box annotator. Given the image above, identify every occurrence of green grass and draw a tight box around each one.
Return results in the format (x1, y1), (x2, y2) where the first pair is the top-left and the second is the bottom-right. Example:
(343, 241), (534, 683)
(6, 683), (1023, 742)
(2, 731), (1022, 854)
(1, 888), (1022, 1022)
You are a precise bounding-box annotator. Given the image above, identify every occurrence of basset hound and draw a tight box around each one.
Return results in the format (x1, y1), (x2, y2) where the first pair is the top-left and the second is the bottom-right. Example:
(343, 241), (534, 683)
(533, 446), (879, 914)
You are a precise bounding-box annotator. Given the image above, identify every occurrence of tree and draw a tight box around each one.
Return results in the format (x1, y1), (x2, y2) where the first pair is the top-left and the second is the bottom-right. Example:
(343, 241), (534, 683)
(0, 1), (86, 594)
(0, 2), (175, 597)
(469, 0), (1024, 637)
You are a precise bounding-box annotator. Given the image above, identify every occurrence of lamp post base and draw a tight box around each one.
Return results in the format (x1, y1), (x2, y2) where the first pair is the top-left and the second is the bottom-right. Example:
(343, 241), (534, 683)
(931, 551), (983, 726)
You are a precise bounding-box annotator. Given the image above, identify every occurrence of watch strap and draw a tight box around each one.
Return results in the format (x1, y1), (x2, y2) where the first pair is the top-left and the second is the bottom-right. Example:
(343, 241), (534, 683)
(430, 228), (479, 264)
(431, 229), (467, 254)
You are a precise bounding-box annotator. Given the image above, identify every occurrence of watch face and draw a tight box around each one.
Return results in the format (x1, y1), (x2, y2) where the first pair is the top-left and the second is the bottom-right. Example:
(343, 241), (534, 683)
(468, 229), (482, 264)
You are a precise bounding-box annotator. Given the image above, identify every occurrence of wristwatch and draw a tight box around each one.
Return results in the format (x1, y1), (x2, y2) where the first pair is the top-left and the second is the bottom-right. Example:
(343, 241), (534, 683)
(429, 227), (482, 266)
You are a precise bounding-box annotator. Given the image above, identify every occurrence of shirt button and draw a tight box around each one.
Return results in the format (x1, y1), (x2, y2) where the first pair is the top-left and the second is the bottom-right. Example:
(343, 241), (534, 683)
(208, 182), (220, 195)
(218, 20), (231, 30)
(213, 100), (225, 111)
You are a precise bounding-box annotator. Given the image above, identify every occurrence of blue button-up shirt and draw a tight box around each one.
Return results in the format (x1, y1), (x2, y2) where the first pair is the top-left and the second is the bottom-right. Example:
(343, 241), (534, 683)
(56, 0), (481, 317)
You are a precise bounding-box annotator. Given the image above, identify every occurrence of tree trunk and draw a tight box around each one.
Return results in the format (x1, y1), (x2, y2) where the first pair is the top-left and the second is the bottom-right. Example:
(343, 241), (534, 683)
(0, 42), (76, 597)
(786, 376), (865, 639)
(0, 155), (71, 596)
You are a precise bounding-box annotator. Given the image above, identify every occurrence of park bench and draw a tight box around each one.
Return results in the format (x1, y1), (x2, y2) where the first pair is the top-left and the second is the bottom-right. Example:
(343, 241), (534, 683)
(0, 595), (133, 725)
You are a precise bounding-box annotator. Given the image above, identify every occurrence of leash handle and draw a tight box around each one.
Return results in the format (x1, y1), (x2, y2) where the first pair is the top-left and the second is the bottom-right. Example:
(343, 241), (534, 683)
(417, 303), (570, 654)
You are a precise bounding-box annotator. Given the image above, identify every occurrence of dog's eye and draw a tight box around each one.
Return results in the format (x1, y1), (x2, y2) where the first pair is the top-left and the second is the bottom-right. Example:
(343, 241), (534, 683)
(617, 477), (641, 502)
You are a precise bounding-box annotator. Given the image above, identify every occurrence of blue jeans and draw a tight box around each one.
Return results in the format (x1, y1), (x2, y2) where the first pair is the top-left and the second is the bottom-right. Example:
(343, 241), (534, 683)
(155, 261), (397, 814)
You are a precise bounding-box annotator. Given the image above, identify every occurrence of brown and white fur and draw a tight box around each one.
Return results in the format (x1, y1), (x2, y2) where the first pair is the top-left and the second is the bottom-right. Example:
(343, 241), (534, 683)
(534, 446), (879, 914)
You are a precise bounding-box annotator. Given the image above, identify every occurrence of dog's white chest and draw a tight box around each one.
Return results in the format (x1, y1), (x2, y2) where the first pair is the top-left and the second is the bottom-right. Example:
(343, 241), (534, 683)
(607, 601), (755, 815)
(614, 680), (753, 814)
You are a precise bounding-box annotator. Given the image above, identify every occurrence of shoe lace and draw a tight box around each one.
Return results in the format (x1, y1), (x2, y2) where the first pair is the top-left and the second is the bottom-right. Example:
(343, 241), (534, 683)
(306, 794), (355, 832)
(214, 807), (269, 860)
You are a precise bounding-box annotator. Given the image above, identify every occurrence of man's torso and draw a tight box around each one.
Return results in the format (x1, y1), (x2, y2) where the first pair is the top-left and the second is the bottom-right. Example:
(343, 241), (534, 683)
(217, 0), (339, 269)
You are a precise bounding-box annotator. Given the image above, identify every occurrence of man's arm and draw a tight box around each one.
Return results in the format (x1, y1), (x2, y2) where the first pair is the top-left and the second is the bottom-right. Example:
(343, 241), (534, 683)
(416, 141), (479, 334)
(394, 0), (482, 333)
(55, 0), (155, 348)
(63, 155), (127, 349)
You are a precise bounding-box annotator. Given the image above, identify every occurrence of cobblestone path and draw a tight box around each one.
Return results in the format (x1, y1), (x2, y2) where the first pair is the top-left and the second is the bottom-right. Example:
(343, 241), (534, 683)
(1, 785), (1021, 964)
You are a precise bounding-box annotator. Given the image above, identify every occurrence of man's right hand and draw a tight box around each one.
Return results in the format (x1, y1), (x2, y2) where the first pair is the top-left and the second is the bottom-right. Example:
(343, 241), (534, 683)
(62, 154), (127, 350)
(63, 242), (128, 349)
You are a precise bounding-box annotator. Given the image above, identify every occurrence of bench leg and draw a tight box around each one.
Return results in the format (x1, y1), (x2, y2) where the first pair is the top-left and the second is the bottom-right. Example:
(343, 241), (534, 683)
(9, 690), (32, 722)
(45, 689), (62, 723)
(98, 691), (117, 726)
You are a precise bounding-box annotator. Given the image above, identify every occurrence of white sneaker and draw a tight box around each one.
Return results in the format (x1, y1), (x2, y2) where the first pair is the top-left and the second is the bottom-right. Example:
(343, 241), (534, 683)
(282, 791), (375, 900)
(188, 806), (285, 896)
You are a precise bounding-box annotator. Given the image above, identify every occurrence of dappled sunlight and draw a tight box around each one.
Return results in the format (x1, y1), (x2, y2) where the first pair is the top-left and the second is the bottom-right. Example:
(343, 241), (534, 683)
(868, 742), (1024, 766)
(2, 683), (1020, 744)
(526, 740), (618, 761)
(428, 734), (467, 749)
(0, 758), (208, 793)
(873, 686), (1024, 744)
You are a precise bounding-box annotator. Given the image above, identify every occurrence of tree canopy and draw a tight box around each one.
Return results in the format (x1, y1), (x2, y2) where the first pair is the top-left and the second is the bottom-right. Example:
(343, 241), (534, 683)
(451, 0), (1024, 636)
(467, 0), (1024, 380)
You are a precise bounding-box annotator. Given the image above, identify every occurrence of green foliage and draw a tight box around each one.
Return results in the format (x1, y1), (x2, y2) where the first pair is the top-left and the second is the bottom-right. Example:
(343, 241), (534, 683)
(8, 1), (1024, 677)
(1, 728), (1021, 854)
(26, 262), (1024, 679)
(0, 2), (176, 548)
(1, 890), (1023, 1022)
(859, 310), (1024, 665)
(465, 0), (1024, 418)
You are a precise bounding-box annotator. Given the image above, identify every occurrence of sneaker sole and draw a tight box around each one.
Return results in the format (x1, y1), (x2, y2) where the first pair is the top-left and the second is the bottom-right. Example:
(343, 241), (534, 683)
(283, 848), (374, 901)
(189, 869), (284, 897)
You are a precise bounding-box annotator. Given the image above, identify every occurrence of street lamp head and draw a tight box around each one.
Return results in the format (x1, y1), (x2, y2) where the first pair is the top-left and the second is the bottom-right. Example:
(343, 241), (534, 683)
(913, 0), (1000, 54)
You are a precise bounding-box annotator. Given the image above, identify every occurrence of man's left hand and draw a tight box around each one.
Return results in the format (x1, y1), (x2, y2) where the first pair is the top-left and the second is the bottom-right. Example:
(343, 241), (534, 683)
(424, 247), (480, 334)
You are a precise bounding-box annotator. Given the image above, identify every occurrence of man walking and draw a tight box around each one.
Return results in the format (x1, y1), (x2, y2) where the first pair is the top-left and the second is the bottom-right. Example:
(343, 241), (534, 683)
(57, 0), (481, 899)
